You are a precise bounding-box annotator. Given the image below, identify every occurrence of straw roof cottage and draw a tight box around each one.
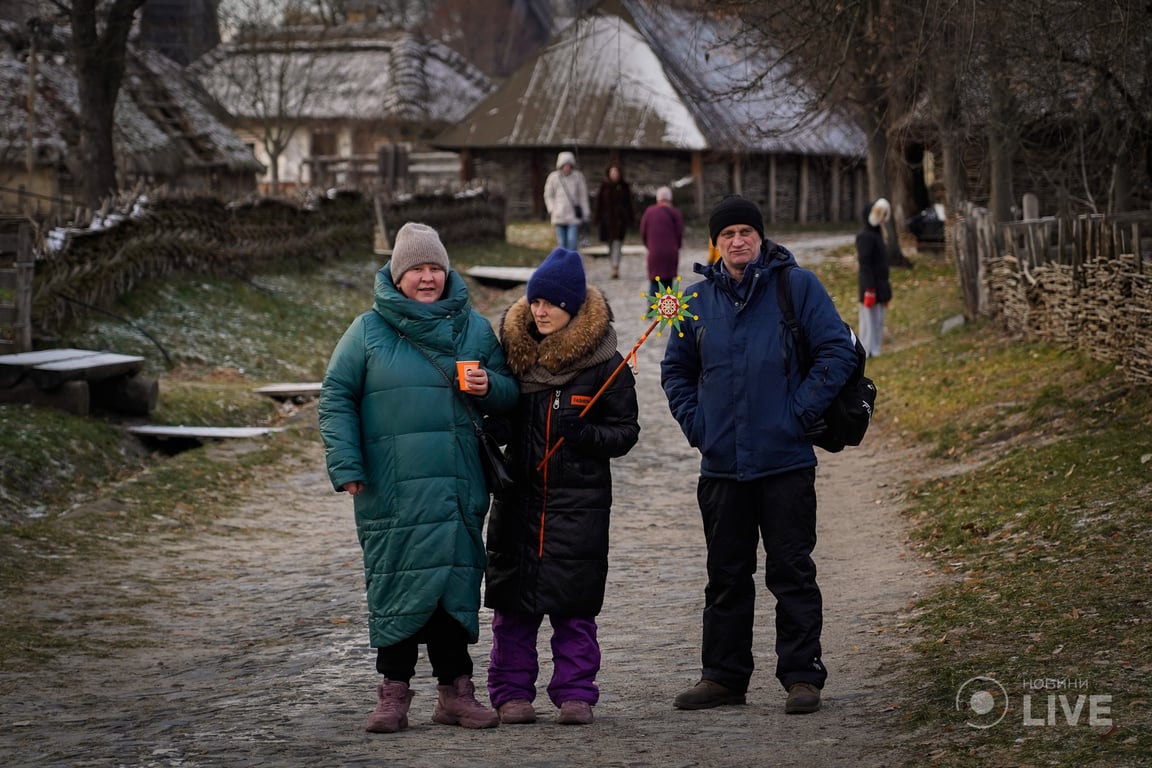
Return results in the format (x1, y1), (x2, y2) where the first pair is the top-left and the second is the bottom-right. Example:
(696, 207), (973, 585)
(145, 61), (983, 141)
(433, 0), (867, 224)
(193, 17), (495, 194)
(0, 19), (262, 217)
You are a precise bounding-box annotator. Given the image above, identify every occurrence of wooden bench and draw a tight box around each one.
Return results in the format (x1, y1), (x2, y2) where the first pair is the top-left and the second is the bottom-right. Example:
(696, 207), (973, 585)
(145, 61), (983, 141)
(465, 266), (536, 288)
(253, 382), (323, 401)
(0, 348), (154, 416)
(0, 348), (145, 389)
(126, 425), (282, 440)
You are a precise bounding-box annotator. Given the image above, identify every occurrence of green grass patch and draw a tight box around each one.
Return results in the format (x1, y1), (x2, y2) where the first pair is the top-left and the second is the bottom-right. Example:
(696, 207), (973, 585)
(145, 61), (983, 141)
(852, 255), (1152, 766)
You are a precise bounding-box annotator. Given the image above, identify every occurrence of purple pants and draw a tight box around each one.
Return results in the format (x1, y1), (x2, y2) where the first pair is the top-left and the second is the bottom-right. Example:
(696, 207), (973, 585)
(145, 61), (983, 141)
(487, 610), (600, 708)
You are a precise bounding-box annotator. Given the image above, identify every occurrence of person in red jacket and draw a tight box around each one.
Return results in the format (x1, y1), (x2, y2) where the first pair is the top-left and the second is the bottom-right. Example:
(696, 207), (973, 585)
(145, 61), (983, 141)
(856, 198), (892, 357)
(639, 186), (684, 296)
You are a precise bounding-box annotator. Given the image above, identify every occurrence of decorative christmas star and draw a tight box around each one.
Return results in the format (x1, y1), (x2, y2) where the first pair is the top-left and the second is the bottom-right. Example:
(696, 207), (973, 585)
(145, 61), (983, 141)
(643, 276), (698, 337)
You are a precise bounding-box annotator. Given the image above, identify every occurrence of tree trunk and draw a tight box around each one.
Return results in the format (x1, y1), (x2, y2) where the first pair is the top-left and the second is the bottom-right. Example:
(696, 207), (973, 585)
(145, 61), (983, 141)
(863, 108), (909, 267)
(71, 0), (148, 208)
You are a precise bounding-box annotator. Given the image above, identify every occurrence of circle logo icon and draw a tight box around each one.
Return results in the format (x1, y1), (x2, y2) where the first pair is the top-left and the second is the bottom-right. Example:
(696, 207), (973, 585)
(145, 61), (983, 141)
(955, 676), (1009, 729)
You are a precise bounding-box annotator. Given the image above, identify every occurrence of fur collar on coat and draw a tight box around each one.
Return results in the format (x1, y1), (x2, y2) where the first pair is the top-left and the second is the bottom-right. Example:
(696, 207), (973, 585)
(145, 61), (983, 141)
(500, 286), (618, 393)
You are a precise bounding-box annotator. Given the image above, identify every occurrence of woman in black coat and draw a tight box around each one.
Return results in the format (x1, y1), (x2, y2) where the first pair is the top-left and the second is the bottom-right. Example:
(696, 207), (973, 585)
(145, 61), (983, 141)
(594, 164), (635, 279)
(856, 198), (892, 357)
(484, 247), (639, 727)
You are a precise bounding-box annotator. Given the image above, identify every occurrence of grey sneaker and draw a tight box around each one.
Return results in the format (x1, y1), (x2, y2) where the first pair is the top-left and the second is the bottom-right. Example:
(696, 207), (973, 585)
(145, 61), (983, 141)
(785, 682), (822, 714)
(673, 679), (746, 710)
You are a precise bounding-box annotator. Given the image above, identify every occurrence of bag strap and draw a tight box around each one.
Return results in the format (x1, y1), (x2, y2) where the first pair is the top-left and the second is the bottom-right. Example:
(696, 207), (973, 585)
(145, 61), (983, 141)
(776, 264), (813, 373)
(397, 331), (484, 435)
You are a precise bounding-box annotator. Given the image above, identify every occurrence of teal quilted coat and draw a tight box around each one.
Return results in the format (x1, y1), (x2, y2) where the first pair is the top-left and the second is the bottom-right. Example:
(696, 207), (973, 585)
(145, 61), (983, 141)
(319, 267), (517, 647)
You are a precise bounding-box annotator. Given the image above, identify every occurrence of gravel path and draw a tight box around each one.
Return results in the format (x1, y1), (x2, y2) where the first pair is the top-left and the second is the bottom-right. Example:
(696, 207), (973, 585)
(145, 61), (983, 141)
(0, 236), (929, 767)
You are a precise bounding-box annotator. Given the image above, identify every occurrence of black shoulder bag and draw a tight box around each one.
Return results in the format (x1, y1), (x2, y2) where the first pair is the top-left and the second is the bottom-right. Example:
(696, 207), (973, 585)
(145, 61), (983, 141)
(776, 265), (877, 453)
(397, 333), (514, 493)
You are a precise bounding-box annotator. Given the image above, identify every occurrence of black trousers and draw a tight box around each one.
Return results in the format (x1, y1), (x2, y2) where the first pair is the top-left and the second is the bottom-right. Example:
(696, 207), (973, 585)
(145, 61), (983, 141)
(697, 469), (827, 692)
(375, 604), (474, 686)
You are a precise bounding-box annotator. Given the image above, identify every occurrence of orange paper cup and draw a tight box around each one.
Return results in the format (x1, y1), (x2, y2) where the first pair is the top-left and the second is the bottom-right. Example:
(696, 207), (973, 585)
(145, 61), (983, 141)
(456, 360), (480, 390)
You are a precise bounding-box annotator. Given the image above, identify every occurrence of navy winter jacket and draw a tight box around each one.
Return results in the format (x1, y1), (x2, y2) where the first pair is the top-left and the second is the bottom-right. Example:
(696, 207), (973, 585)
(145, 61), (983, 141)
(661, 241), (858, 479)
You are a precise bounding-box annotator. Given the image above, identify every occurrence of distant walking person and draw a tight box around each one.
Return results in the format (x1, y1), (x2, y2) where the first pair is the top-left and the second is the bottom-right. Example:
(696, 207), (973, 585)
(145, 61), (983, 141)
(639, 186), (684, 295)
(594, 164), (635, 279)
(318, 222), (518, 734)
(856, 198), (892, 357)
(484, 248), (640, 727)
(543, 151), (589, 252)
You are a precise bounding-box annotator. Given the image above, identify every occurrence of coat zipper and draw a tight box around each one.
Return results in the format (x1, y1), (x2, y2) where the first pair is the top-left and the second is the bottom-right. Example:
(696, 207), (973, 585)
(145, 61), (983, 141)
(538, 389), (562, 558)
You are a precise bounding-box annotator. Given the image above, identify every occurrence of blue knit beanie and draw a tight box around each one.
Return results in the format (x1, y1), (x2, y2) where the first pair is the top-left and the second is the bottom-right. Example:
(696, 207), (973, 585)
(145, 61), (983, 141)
(527, 248), (586, 313)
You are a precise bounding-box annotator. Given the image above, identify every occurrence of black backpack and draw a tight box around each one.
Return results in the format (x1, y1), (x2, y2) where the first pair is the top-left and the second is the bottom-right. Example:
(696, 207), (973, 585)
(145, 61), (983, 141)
(776, 265), (877, 453)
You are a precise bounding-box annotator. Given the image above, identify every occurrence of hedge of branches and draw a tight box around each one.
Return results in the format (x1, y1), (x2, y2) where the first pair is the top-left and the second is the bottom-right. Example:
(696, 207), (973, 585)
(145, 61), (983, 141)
(30, 190), (507, 337)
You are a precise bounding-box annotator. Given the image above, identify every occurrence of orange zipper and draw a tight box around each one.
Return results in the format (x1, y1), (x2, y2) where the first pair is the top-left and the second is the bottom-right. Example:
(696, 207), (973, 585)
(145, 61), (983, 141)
(538, 389), (562, 557)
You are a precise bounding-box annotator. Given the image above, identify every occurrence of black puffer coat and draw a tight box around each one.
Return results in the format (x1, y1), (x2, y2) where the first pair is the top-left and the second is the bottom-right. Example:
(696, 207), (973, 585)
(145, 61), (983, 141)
(484, 287), (640, 617)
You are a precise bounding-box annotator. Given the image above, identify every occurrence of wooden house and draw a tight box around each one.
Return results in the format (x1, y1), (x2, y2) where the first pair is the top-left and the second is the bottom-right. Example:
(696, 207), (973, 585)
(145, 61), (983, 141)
(432, 0), (868, 224)
(0, 19), (263, 218)
(192, 16), (496, 195)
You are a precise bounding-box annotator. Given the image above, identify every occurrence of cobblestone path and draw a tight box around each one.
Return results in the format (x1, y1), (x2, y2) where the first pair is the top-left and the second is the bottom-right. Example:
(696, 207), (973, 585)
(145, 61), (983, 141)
(0, 236), (925, 767)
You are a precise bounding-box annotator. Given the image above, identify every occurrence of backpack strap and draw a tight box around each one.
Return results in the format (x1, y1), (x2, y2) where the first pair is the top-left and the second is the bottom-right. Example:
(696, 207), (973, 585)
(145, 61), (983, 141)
(776, 264), (813, 372)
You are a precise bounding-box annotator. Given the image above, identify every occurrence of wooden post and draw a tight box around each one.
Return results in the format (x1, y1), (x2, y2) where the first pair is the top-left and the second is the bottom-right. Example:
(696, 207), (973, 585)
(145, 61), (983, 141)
(25, 33), (36, 217)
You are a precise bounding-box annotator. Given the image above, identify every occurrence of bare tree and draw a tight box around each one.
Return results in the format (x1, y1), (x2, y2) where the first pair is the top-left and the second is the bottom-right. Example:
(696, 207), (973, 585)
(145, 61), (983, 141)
(69, 0), (149, 208)
(700, 0), (927, 265)
(204, 0), (326, 195)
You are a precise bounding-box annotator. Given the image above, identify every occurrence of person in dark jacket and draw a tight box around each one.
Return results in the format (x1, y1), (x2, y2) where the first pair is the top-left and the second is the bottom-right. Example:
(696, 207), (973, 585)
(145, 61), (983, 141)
(484, 247), (640, 727)
(594, 164), (635, 279)
(660, 195), (858, 716)
(319, 222), (519, 734)
(639, 185), (685, 296)
(856, 198), (892, 357)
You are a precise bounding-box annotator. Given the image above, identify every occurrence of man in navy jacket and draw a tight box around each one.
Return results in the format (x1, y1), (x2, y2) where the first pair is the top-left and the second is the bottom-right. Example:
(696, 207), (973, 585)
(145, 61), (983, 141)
(660, 195), (858, 715)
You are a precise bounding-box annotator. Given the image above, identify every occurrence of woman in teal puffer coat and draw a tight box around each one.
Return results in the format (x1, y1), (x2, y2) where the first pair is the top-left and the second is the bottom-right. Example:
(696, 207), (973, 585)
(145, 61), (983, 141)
(319, 223), (518, 734)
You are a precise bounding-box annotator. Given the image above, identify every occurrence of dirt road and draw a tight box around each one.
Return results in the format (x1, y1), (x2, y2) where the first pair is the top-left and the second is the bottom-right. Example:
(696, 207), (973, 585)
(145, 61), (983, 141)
(0, 236), (929, 767)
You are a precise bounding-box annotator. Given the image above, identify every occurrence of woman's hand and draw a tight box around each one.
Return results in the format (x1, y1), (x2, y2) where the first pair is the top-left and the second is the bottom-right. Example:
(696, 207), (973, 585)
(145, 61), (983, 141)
(342, 481), (365, 496)
(463, 367), (489, 396)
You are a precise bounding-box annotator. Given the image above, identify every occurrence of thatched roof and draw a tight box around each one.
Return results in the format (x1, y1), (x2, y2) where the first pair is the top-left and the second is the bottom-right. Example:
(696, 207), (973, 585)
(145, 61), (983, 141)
(193, 23), (495, 128)
(434, 0), (865, 157)
(0, 20), (262, 180)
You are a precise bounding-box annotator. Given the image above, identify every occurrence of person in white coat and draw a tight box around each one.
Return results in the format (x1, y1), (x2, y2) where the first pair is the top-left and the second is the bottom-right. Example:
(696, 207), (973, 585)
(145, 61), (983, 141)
(543, 151), (589, 251)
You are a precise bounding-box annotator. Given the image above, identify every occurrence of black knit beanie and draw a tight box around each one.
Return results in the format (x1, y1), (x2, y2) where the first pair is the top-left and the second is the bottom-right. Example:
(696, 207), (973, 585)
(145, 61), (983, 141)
(708, 194), (765, 244)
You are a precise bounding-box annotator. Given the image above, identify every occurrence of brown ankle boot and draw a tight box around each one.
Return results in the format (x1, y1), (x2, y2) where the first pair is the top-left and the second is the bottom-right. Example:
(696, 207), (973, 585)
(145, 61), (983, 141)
(365, 679), (414, 733)
(432, 675), (499, 729)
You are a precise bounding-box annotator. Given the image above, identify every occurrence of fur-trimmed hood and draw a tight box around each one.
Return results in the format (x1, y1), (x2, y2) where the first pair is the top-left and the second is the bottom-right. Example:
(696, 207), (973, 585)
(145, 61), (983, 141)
(500, 286), (619, 390)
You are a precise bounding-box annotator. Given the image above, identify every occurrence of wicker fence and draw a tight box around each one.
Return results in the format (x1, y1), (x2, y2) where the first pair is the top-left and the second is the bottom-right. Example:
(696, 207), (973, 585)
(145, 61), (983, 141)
(22, 190), (506, 342)
(955, 207), (1152, 382)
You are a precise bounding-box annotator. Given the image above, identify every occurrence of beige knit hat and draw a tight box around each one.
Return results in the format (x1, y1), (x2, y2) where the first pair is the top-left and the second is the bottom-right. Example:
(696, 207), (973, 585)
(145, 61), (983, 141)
(389, 222), (449, 282)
